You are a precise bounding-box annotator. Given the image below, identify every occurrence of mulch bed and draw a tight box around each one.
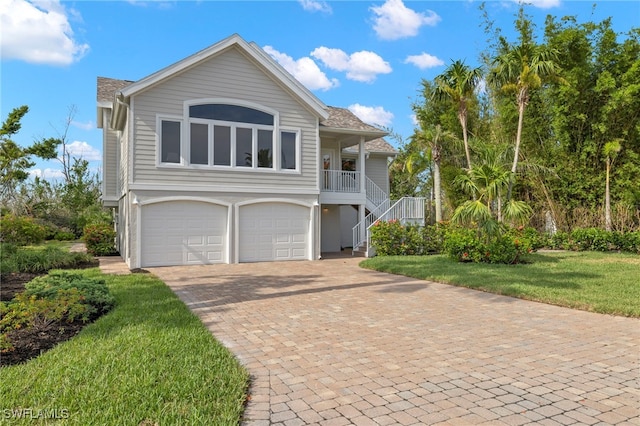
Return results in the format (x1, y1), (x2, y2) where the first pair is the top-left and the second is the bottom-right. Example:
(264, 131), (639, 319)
(1, 271), (100, 367)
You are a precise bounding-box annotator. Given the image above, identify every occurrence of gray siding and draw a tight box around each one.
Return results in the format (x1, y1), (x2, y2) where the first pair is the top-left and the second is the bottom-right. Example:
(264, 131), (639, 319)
(130, 47), (318, 190)
(102, 109), (118, 200)
(119, 119), (129, 196)
(365, 155), (390, 195)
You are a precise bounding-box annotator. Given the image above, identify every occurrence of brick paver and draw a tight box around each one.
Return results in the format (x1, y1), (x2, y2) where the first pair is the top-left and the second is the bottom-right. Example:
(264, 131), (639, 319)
(143, 257), (639, 425)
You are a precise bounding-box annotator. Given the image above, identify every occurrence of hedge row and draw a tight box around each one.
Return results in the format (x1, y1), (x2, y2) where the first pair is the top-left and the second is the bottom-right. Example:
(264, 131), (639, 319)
(370, 221), (640, 264)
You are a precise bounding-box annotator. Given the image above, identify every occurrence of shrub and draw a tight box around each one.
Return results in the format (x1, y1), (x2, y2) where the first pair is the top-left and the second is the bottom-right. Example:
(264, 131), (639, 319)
(1, 244), (95, 274)
(0, 289), (90, 352)
(83, 223), (117, 256)
(443, 226), (533, 264)
(54, 230), (77, 241)
(0, 215), (47, 246)
(370, 221), (444, 256)
(571, 228), (614, 251)
(612, 231), (640, 254)
(25, 271), (115, 316)
(547, 230), (571, 250)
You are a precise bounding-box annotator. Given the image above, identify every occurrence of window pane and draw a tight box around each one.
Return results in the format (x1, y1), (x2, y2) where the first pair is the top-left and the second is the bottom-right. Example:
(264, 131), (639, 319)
(236, 127), (253, 167)
(189, 104), (273, 125)
(190, 123), (208, 165)
(161, 120), (181, 163)
(257, 129), (273, 168)
(281, 131), (297, 170)
(213, 125), (231, 166)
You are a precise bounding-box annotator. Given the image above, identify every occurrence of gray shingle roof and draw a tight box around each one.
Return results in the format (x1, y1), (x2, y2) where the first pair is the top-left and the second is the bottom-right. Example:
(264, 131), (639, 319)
(97, 77), (133, 103)
(343, 137), (397, 155)
(321, 106), (384, 133)
(96, 79), (392, 154)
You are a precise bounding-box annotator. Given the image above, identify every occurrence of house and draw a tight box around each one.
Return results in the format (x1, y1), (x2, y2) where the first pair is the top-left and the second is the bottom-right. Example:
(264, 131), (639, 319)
(97, 34), (415, 268)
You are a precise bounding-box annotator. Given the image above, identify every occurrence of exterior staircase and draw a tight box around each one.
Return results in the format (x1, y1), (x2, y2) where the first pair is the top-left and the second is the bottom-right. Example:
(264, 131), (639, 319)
(352, 184), (427, 257)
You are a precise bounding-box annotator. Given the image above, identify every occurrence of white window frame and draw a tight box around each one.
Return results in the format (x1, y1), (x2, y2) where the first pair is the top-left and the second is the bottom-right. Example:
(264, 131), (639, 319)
(156, 115), (184, 166)
(156, 100), (302, 173)
(278, 128), (301, 173)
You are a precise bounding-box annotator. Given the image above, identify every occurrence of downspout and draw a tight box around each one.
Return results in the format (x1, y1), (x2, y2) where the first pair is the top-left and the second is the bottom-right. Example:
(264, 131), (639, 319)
(111, 93), (129, 131)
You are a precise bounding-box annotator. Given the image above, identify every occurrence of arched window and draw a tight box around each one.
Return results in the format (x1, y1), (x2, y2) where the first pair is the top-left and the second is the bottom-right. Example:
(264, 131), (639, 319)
(158, 101), (299, 172)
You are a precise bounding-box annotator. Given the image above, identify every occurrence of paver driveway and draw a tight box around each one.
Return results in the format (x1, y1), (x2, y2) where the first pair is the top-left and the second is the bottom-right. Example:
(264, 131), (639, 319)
(149, 257), (639, 426)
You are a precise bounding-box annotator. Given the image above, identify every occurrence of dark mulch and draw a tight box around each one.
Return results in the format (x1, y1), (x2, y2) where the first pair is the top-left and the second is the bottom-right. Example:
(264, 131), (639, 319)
(1, 320), (89, 367)
(1, 273), (44, 302)
(1, 269), (102, 367)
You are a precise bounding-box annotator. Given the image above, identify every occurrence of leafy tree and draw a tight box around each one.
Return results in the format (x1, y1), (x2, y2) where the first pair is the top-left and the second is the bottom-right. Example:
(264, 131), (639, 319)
(488, 8), (564, 201)
(0, 106), (60, 209)
(407, 125), (458, 222)
(452, 143), (532, 236)
(433, 60), (483, 170)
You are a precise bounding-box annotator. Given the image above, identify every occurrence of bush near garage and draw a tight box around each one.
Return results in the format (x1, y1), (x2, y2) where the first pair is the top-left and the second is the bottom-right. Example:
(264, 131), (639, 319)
(83, 223), (117, 256)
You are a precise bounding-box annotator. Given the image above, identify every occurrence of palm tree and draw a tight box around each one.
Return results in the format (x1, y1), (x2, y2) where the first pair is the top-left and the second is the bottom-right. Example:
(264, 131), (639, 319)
(406, 125), (457, 222)
(452, 143), (532, 238)
(488, 43), (563, 200)
(433, 60), (483, 171)
(604, 139), (622, 231)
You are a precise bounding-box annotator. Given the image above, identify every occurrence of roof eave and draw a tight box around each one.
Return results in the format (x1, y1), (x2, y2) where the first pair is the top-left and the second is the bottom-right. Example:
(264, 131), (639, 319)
(320, 127), (388, 140)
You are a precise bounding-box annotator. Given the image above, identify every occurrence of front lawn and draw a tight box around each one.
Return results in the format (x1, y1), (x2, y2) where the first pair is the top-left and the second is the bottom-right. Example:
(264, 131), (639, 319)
(361, 251), (640, 317)
(0, 268), (249, 424)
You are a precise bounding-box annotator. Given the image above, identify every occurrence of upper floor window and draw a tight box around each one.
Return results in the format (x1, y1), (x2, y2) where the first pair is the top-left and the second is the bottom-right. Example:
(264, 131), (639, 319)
(159, 102), (300, 172)
(161, 120), (181, 164)
(189, 104), (274, 126)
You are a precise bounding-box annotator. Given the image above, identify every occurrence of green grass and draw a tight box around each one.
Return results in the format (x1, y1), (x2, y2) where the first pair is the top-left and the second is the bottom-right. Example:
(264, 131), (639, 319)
(361, 251), (640, 317)
(0, 268), (249, 425)
(0, 242), (95, 274)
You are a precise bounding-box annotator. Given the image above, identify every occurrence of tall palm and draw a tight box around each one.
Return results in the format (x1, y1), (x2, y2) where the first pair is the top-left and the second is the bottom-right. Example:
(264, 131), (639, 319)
(488, 43), (563, 200)
(407, 124), (457, 222)
(433, 60), (483, 171)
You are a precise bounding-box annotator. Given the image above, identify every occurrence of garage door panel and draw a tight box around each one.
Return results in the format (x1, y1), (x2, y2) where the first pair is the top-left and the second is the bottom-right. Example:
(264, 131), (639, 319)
(141, 201), (227, 267)
(239, 202), (310, 262)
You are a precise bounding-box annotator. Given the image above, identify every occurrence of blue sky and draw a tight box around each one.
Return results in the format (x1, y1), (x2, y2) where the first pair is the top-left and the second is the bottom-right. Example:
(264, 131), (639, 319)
(1, 0), (638, 180)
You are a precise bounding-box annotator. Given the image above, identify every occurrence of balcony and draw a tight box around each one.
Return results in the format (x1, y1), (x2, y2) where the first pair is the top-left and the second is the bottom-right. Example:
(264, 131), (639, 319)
(321, 170), (360, 193)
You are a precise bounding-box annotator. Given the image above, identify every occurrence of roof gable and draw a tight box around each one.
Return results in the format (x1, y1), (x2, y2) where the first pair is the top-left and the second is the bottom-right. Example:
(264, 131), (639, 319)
(118, 34), (328, 120)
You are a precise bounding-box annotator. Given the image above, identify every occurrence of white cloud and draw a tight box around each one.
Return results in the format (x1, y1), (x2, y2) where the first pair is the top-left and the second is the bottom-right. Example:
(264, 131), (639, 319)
(514, 0), (560, 9)
(63, 141), (101, 161)
(71, 120), (95, 131)
(410, 114), (418, 126)
(29, 168), (65, 180)
(298, 0), (332, 13)
(0, 0), (89, 66)
(404, 52), (444, 69)
(348, 104), (394, 127)
(311, 47), (392, 83)
(370, 0), (441, 40)
(263, 46), (339, 91)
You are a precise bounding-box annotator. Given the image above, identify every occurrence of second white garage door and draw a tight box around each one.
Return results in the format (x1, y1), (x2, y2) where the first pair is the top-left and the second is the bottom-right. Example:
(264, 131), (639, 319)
(141, 201), (227, 267)
(239, 202), (310, 262)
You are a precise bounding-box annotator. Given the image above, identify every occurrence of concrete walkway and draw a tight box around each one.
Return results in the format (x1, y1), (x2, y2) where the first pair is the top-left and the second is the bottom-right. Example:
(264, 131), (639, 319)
(139, 258), (638, 425)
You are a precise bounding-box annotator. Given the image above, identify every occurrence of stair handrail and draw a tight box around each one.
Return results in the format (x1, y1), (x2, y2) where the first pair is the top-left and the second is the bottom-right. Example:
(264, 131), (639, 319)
(362, 197), (427, 255)
(352, 198), (393, 250)
(365, 176), (387, 207)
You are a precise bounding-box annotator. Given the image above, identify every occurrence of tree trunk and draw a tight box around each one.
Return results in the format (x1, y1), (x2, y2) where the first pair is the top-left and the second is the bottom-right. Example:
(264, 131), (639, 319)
(433, 158), (442, 222)
(605, 157), (612, 231)
(507, 95), (526, 201)
(459, 110), (472, 170)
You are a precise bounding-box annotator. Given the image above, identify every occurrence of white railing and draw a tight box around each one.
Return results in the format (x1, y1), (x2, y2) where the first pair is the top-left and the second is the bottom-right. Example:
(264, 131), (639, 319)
(365, 176), (387, 208)
(353, 197), (427, 255)
(322, 170), (360, 193)
(352, 198), (393, 252)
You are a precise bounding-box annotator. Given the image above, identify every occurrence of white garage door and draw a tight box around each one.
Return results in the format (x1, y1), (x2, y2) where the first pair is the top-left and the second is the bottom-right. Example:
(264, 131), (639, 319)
(239, 202), (310, 262)
(141, 201), (227, 267)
